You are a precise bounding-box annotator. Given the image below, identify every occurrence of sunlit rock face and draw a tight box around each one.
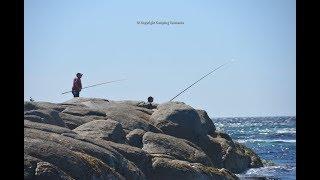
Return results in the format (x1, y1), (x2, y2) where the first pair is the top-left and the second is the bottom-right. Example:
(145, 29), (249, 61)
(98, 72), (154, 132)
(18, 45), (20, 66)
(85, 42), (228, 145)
(24, 98), (262, 179)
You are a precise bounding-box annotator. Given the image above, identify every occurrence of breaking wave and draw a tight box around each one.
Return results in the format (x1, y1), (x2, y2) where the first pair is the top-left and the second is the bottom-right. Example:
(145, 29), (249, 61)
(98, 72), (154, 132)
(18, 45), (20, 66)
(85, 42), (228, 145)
(236, 139), (296, 143)
(214, 116), (296, 179)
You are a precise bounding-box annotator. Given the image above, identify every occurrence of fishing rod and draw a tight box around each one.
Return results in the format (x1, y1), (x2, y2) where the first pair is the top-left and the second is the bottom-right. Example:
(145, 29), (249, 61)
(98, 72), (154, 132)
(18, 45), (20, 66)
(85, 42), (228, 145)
(169, 60), (234, 102)
(61, 79), (126, 95)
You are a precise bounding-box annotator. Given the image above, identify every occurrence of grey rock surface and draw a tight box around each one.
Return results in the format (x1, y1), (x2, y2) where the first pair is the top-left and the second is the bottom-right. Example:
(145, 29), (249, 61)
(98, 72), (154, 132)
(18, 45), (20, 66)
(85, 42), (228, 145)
(73, 119), (127, 143)
(142, 132), (213, 166)
(24, 98), (263, 179)
(24, 109), (67, 128)
(126, 129), (146, 148)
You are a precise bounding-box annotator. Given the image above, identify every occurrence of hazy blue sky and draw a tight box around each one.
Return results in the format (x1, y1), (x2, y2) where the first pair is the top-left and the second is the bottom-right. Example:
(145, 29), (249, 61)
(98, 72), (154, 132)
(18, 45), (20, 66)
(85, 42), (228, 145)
(24, 0), (296, 117)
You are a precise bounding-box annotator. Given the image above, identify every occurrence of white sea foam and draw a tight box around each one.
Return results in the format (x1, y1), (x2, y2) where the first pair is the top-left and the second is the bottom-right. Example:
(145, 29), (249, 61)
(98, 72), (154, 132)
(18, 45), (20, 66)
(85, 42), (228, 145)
(243, 165), (296, 174)
(237, 165), (296, 179)
(275, 128), (296, 134)
(258, 128), (273, 133)
(236, 139), (296, 143)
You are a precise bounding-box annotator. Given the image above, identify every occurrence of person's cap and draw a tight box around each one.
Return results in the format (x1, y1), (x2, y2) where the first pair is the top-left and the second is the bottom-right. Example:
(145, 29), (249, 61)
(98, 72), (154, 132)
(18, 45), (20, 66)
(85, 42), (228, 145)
(76, 73), (83, 76)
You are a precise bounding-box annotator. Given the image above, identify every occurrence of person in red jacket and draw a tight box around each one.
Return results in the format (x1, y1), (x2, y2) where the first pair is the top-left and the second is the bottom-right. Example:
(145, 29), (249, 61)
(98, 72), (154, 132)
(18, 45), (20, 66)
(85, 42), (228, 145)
(72, 73), (83, 97)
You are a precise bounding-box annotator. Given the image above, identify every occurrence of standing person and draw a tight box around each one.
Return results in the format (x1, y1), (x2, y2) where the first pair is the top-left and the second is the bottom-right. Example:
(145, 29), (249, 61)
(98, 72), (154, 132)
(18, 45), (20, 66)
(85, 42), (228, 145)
(72, 73), (83, 97)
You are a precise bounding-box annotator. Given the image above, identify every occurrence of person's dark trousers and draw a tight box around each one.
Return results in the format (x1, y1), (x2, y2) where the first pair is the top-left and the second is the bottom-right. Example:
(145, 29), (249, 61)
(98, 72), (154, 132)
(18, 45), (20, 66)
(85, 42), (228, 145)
(72, 90), (80, 97)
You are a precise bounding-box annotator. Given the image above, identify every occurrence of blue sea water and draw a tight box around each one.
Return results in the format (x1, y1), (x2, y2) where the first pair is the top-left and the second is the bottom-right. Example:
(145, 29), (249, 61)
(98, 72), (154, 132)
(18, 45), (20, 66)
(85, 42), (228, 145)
(214, 116), (296, 180)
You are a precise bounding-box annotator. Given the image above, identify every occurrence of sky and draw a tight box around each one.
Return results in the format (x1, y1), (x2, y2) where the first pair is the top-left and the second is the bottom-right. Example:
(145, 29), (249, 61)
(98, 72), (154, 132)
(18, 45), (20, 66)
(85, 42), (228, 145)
(24, 0), (296, 117)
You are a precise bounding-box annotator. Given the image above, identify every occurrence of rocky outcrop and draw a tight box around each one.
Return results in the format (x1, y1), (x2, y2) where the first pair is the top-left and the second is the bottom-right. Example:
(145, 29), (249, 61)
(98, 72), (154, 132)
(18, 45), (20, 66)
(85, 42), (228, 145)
(150, 158), (238, 180)
(209, 132), (263, 173)
(24, 98), (263, 179)
(25, 128), (145, 180)
(24, 109), (67, 128)
(24, 154), (76, 180)
(74, 119), (127, 143)
(142, 132), (213, 166)
(58, 132), (153, 178)
(102, 104), (161, 134)
(150, 102), (206, 143)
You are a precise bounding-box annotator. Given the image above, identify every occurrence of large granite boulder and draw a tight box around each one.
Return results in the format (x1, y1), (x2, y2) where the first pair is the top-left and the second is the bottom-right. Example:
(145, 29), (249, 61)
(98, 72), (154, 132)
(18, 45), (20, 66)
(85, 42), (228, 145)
(73, 119), (127, 143)
(105, 141), (153, 177)
(102, 103), (162, 133)
(209, 133), (263, 173)
(24, 100), (107, 130)
(24, 109), (67, 128)
(195, 135), (224, 168)
(24, 137), (127, 180)
(150, 102), (205, 143)
(150, 158), (238, 180)
(59, 132), (153, 177)
(25, 128), (146, 180)
(142, 132), (212, 166)
(237, 143), (263, 168)
(62, 98), (161, 133)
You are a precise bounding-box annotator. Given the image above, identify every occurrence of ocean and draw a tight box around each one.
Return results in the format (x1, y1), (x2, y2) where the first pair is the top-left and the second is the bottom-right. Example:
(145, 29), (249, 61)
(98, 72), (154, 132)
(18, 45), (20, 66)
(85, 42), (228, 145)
(214, 116), (296, 180)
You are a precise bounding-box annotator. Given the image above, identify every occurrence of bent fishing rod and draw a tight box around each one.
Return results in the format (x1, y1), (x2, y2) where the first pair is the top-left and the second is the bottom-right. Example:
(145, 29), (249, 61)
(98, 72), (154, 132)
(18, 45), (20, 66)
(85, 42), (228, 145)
(61, 79), (126, 95)
(169, 60), (234, 102)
